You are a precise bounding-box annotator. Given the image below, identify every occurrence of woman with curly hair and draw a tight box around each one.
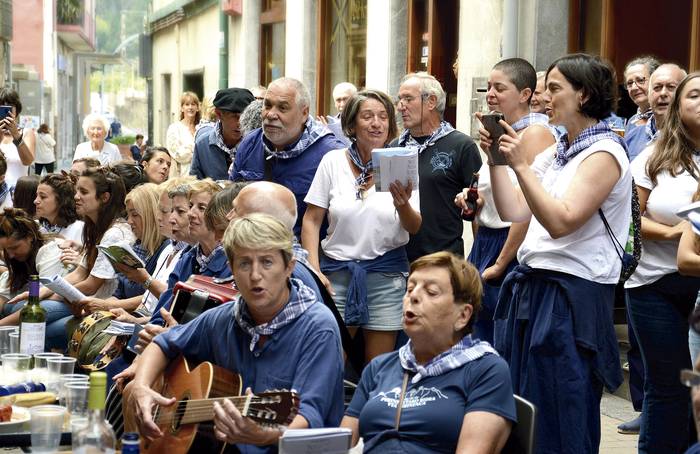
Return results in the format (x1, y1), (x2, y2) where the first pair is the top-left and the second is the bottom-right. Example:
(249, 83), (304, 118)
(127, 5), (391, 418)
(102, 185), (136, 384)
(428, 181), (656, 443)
(0, 209), (72, 324)
(34, 172), (84, 243)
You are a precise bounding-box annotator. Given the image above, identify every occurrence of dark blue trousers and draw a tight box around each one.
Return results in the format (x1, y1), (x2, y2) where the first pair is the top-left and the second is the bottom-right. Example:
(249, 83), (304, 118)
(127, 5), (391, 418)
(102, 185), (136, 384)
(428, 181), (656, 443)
(467, 226), (515, 345)
(495, 266), (621, 454)
(628, 273), (700, 454)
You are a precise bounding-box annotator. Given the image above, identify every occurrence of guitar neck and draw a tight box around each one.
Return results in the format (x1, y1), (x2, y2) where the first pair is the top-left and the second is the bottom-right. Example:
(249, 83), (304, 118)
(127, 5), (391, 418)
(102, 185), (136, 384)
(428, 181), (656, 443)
(155, 395), (252, 426)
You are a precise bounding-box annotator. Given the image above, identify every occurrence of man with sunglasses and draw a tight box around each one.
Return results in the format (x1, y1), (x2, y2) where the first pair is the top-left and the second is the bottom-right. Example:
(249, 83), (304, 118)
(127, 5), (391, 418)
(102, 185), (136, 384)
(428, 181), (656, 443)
(393, 72), (481, 262)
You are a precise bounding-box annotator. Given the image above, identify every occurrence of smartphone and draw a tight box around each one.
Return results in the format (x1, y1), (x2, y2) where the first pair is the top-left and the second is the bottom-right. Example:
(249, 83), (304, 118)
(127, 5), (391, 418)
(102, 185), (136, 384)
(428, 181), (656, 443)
(0, 106), (11, 120)
(480, 112), (507, 165)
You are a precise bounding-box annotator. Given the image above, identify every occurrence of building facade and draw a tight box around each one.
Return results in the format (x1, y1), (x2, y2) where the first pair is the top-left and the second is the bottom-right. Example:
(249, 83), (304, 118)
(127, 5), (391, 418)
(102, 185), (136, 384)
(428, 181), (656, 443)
(148, 0), (700, 145)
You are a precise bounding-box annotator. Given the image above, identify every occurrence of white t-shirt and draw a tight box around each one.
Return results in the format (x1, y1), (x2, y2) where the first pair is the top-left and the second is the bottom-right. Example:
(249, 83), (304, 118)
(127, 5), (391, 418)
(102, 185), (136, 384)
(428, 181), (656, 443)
(0, 142), (28, 189)
(518, 139), (632, 284)
(304, 148), (421, 261)
(35, 133), (56, 164)
(625, 144), (700, 288)
(73, 141), (122, 166)
(166, 122), (195, 178)
(0, 240), (69, 302)
(39, 220), (85, 245)
(86, 222), (135, 299)
(476, 161), (516, 229)
(141, 243), (183, 314)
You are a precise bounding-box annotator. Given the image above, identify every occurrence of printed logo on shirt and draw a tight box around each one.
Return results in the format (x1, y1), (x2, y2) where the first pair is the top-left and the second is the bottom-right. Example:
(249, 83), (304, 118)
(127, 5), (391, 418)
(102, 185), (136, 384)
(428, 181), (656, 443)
(373, 385), (448, 409)
(430, 150), (454, 174)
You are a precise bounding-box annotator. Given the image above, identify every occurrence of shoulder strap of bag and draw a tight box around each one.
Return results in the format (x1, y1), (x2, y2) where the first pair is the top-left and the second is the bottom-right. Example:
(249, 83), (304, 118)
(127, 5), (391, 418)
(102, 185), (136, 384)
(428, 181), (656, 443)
(394, 372), (410, 429)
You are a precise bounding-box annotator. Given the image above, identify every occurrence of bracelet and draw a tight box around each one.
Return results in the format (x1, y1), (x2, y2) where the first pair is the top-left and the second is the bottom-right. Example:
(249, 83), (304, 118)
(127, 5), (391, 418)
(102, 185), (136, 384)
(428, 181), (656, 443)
(143, 277), (153, 289)
(12, 136), (22, 147)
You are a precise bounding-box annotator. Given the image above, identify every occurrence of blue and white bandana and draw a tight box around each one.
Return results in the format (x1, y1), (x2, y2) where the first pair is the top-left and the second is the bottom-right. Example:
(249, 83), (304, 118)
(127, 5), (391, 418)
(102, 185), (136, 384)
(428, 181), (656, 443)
(510, 112), (548, 132)
(292, 239), (310, 268)
(233, 277), (317, 351)
(397, 121), (455, 153)
(195, 242), (224, 271)
(628, 108), (653, 128)
(399, 335), (498, 384)
(171, 239), (190, 253)
(555, 121), (627, 169)
(39, 219), (63, 235)
(214, 120), (238, 163)
(347, 143), (372, 200)
(0, 182), (9, 207)
(644, 115), (659, 145)
(263, 117), (332, 160)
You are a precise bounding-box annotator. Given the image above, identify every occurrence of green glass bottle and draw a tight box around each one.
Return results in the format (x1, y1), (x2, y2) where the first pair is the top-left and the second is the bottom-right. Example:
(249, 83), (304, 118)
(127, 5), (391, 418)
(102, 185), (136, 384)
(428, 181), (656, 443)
(19, 275), (45, 354)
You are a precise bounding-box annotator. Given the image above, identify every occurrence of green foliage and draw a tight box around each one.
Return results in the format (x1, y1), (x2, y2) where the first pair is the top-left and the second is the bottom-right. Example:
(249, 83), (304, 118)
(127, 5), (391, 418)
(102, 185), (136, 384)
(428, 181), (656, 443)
(95, 0), (148, 56)
(57, 0), (82, 24)
(110, 135), (136, 144)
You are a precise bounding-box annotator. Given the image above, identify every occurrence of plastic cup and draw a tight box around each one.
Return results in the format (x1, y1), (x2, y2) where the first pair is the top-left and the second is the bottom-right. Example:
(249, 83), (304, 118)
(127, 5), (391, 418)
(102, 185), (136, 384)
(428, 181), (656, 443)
(58, 374), (89, 406)
(46, 357), (77, 393)
(0, 326), (18, 356)
(8, 332), (19, 353)
(64, 382), (90, 418)
(2, 353), (31, 384)
(30, 405), (66, 453)
(30, 353), (64, 384)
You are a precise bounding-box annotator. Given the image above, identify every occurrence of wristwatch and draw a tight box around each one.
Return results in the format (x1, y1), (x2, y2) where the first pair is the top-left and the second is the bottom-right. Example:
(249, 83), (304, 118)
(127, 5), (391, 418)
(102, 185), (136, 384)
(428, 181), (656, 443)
(143, 276), (153, 289)
(12, 135), (22, 147)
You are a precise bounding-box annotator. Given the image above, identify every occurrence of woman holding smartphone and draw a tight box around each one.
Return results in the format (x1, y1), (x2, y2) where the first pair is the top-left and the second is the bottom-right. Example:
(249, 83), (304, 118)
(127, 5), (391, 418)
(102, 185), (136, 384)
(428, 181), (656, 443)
(456, 58), (556, 343)
(487, 54), (632, 453)
(0, 88), (35, 190)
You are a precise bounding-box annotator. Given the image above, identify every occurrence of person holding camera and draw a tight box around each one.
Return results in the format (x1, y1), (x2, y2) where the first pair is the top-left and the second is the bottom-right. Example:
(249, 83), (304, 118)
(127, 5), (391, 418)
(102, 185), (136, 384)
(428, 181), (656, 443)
(455, 58), (556, 344)
(487, 54), (632, 453)
(0, 88), (35, 190)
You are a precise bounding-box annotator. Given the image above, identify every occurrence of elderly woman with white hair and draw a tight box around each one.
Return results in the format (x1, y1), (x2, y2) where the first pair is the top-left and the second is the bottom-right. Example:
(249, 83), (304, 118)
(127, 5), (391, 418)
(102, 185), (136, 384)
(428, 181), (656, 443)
(73, 113), (122, 166)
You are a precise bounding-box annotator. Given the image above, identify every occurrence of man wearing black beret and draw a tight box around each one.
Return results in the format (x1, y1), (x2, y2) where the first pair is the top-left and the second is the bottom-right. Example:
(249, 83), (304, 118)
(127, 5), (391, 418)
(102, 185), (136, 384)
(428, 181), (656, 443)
(190, 87), (254, 180)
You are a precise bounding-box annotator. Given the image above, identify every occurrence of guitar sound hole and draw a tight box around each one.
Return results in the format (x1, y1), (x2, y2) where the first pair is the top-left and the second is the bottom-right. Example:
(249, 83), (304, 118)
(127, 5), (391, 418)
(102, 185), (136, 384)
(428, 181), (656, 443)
(171, 396), (189, 432)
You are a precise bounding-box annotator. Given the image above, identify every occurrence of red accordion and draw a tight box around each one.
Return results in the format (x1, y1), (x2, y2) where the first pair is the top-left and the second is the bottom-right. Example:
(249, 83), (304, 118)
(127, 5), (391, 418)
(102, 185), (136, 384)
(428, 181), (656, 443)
(169, 275), (239, 324)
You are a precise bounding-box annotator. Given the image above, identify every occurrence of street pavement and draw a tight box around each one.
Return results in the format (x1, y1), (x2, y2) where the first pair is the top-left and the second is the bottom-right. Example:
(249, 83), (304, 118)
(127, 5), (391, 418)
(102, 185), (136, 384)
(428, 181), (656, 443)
(600, 392), (639, 453)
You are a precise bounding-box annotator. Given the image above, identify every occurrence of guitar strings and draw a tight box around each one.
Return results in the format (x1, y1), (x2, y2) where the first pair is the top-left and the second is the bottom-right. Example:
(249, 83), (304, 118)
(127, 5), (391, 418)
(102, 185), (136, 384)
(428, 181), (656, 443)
(151, 398), (295, 421)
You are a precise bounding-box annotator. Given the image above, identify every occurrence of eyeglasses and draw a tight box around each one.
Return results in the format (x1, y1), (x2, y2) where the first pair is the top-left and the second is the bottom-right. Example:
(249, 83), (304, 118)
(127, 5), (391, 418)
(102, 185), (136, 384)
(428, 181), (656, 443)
(625, 77), (647, 90)
(395, 94), (428, 106)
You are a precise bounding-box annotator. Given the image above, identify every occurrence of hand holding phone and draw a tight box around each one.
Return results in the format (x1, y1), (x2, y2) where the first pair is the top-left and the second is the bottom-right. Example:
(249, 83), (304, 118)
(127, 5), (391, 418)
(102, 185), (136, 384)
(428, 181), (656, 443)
(0, 106), (12, 121)
(479, 113), (508, 165)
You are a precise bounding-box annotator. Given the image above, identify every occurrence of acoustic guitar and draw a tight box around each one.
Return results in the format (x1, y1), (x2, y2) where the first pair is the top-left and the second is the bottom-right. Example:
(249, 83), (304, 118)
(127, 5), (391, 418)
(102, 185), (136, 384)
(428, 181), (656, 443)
(126, 356), (299, 454)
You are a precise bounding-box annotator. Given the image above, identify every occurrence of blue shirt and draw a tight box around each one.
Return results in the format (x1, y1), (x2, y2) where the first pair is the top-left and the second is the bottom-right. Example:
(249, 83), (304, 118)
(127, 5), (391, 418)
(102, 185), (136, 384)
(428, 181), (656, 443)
(154, 289), (345, 454)
(190, 124), (233, 180)
(346, 351), (516, 453)
(625, 115), (656, 162)
(149, 245), (232, 325)
(230, 128), (344, 236)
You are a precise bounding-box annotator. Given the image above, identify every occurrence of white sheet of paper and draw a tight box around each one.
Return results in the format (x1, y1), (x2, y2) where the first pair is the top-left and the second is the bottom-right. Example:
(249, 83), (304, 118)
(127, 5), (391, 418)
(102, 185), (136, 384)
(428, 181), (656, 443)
(371, 147), (418, 192)
(279, 428), (352, 454)
(39, 275), (86, 304)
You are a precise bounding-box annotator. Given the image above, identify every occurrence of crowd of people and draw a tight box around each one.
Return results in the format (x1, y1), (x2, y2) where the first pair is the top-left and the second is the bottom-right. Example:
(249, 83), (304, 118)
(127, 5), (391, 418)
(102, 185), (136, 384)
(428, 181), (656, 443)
(0, 50), (699, 454)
